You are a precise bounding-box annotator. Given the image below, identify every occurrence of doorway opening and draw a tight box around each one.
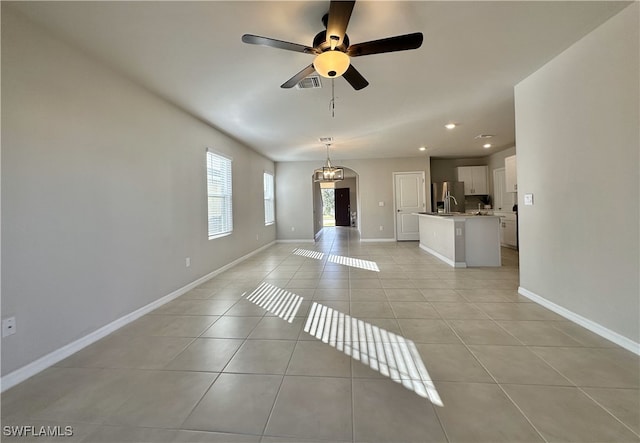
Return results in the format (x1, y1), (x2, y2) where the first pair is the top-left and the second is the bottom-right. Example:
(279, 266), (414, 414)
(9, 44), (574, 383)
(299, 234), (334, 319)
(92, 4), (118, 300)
(312, 167), (359, 238)
(321, 188), (335, 227)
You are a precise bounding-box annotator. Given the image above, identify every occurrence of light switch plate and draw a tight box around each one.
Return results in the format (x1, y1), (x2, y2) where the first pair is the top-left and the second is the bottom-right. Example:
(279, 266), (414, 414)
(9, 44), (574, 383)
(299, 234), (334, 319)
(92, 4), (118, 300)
(524, 193), (534, 206)
(378, 202), (384, 207)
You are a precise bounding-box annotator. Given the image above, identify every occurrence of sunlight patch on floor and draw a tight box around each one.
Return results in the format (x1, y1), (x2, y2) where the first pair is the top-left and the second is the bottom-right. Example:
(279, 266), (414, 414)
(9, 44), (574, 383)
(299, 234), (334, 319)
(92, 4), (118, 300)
(303, 301), (442, 406)
(245, 282), (303, 323)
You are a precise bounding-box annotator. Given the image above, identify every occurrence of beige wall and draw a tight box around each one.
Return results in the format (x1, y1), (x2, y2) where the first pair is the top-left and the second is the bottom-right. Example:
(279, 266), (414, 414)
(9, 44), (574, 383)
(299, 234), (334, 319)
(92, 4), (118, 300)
(430, 157), (487, 183)
(515, 4), (639, 345)
(313, 182), (323, 238)
(1, 9), (275, 375)
(276, 157), (430, 240)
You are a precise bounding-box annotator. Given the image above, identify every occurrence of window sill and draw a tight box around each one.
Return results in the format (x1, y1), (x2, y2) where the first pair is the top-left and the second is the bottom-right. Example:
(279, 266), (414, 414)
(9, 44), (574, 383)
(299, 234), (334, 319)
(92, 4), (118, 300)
(208, 232), (232, 240)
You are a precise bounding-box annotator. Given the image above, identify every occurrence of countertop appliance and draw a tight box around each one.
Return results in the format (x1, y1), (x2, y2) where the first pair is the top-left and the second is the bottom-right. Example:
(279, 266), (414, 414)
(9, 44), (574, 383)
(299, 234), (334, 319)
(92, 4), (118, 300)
(432, 182), (465, 213)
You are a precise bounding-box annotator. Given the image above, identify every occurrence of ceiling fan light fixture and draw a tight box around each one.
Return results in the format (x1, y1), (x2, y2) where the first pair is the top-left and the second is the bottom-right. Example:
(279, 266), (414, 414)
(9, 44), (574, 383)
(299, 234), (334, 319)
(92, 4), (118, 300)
(314, 50), (350, 78)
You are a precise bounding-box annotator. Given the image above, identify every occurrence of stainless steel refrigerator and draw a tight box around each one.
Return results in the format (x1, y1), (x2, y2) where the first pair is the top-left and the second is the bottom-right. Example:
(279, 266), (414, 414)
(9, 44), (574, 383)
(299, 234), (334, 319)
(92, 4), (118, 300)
(431, 182), (465, 213)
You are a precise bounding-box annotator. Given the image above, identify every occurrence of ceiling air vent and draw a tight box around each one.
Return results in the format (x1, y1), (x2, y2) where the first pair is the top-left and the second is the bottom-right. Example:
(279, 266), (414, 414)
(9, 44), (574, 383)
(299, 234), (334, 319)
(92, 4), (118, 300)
(296, 75), (322, 89)
(319, 137), (333, 143)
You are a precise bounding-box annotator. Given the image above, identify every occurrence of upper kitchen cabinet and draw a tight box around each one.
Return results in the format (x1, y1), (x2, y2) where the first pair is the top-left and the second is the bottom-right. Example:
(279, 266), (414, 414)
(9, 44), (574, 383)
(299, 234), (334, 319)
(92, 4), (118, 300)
(505, 155), (518, 192)
(456, 166), (488, 195)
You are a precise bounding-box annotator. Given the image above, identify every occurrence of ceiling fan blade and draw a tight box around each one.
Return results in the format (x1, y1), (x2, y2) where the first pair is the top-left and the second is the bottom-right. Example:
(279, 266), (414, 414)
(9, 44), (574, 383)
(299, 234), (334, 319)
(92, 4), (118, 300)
(326, 1), (355, 46)
(242, 34), (317, 54)
(347, 32), (423, 57)
(342, 64), (369, 90)
(281, 64), (316, 88)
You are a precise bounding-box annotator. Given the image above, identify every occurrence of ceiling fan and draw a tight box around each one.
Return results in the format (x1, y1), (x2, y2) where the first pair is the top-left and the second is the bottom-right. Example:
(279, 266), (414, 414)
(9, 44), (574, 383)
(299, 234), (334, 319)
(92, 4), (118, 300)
(241, 0), (423, 90)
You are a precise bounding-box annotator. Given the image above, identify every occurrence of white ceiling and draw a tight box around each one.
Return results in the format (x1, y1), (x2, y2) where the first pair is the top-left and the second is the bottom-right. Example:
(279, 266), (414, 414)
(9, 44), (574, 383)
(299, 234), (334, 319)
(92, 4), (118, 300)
(9, 1), (628, 162)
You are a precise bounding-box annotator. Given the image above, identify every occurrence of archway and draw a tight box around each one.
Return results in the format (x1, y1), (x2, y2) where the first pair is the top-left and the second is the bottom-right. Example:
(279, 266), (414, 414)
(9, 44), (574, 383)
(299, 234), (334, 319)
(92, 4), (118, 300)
(311, 167), (359, 239)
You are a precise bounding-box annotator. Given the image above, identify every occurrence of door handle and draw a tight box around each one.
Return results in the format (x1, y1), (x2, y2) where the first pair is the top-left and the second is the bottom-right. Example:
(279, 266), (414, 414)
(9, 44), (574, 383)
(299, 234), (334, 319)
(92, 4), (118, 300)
(397, 209), (401, 212)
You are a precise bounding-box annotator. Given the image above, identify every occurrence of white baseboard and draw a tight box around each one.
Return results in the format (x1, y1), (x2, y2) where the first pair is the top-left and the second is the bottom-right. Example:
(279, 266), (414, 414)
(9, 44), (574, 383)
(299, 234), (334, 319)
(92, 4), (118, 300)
(0, 241), (276, 392)
(418, 244), (466, 268)
(518, 286), (640, 355)
(360, 238), (396, 243)
(314, 229), (324, 241)
(276, 239), (314, 243)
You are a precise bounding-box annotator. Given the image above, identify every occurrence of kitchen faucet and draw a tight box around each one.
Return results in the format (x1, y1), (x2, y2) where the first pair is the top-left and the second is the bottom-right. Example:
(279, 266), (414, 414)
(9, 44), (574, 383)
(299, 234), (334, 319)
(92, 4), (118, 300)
(444, 191), (458, 214)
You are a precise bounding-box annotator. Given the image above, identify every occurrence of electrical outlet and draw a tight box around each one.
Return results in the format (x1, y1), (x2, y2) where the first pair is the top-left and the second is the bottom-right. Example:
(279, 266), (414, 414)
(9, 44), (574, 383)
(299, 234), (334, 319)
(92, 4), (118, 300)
(2, 317), (16, 337)
(379, 225), (383, 231)
(378, 202), (384, 207)
(291, 227), (295, 232)
(185, 257), (191, 268)
(456, 228), (463, 236)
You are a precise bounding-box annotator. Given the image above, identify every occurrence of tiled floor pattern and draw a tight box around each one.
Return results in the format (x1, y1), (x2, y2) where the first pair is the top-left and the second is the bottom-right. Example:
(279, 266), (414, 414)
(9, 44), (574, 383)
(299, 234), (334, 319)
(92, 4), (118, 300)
(2, 227), (639, 442)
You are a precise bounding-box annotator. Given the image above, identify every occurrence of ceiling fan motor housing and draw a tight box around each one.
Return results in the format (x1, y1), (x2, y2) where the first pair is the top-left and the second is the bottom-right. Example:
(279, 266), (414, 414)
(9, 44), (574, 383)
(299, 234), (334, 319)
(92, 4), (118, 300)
(313, 30), (350, 54)
(241, 0), (422, 90)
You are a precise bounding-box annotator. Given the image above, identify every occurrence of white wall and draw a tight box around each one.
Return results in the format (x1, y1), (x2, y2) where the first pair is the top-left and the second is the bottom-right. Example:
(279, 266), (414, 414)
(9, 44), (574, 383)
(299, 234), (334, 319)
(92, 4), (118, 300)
(276, 157), (430, 240)
(515, 3), (639, 345)
(1, 8), (275, 375)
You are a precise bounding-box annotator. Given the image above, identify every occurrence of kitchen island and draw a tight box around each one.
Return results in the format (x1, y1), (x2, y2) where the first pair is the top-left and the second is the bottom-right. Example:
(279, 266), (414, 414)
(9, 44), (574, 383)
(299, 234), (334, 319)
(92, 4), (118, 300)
(415, 213), (502, 267)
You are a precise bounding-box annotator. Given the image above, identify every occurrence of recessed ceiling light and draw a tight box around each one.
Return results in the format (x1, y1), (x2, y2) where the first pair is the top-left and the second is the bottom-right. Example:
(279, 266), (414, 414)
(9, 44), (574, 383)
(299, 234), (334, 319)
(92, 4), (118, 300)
(475, 134), (495, 139)
(419, 146), (427, 151)
(445, 123), (457, 129)
(483, 143), (492, 149)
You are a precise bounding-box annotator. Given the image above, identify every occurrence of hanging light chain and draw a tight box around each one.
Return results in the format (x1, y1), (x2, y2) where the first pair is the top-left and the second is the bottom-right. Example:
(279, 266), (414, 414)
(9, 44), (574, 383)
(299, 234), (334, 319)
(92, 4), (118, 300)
(329, 79), (335, 118)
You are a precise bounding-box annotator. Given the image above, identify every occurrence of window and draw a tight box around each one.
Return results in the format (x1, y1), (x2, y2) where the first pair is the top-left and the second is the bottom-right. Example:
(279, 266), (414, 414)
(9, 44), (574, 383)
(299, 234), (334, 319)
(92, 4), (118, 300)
(264, 171), (275, 225)
(207, 150), (232, 238)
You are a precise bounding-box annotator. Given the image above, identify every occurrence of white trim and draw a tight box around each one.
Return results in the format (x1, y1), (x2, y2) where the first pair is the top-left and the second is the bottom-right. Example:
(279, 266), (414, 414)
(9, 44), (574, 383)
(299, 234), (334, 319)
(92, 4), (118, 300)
(360, 238), (397, 243)
(314, 228), (324, 241)
(518, 286), (640, 355)
(0, 240), (276, 392)
(276, 239), (315, 243)
(205, 146), (233, 161)
(419, 244), (467, 268)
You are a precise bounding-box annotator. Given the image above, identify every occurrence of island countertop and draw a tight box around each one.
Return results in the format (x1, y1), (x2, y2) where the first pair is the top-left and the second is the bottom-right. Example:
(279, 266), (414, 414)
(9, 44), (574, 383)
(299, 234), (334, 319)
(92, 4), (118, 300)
(414, 212), (502, 267)
(413, 212), (502, 219)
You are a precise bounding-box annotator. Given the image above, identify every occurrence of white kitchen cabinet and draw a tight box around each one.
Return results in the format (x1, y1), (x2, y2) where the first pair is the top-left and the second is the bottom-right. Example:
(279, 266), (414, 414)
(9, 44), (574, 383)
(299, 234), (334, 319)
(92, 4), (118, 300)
(456, 166), (488, 195)
(505, 155), (517, 193)
(498, 213), (517, 248)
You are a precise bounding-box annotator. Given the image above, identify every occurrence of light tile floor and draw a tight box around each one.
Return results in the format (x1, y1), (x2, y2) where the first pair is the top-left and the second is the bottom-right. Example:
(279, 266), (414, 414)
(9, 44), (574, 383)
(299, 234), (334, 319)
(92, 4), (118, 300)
(2, 227), (639, 442)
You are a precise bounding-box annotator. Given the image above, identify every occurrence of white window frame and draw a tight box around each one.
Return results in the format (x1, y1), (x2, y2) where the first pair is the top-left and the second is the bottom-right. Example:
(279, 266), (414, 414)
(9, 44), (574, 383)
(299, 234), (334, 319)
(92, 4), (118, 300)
(264, 171), (275, 225)
(206, 149), (233, 239)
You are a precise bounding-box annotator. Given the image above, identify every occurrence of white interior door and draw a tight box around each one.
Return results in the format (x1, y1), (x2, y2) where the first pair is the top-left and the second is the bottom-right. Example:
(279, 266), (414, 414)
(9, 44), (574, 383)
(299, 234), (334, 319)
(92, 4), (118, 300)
(394, 172), (425, 240)
(493, 168), (514, 212)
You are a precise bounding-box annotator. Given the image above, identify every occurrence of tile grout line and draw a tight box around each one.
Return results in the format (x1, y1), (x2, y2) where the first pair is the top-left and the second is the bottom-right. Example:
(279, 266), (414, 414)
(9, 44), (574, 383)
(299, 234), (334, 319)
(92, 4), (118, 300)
(526, 347), (640, 440)
(260, 241), (333, 441)
(440, 316), (551, 443)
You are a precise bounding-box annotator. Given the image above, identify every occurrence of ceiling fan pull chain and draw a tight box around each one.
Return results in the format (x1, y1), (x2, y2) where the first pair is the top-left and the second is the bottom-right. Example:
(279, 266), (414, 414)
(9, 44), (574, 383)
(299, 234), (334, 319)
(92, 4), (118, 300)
(330, 78), (336, 118)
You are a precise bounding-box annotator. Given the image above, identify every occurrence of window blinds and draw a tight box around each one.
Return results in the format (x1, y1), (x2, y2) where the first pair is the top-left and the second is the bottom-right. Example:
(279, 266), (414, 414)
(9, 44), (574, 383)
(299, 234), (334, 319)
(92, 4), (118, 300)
(207, 151), (233, 238)
(264, 172), (275, 225)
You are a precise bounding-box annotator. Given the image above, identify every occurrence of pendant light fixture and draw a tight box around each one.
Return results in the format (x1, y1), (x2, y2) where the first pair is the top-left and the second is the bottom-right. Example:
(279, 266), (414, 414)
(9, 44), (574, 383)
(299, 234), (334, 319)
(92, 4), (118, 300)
(313, 143), (344, 183)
